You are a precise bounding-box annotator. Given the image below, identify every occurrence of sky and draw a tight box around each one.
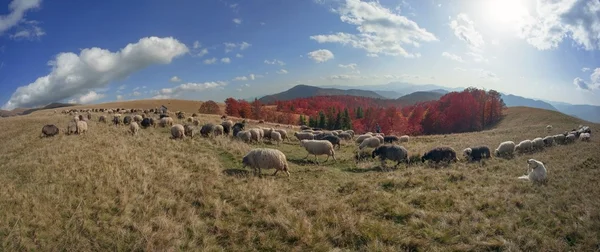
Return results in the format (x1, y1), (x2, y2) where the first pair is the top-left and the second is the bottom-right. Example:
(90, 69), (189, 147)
(0, 0), (599, 110)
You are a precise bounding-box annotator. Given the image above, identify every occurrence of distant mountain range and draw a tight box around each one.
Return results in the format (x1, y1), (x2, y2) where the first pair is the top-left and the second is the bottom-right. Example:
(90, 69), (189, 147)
(0, 102), (76, 117)
(259, 84), (600, 124)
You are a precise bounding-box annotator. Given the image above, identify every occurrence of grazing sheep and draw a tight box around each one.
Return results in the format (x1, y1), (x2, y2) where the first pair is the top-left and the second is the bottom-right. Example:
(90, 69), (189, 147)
(87, 114), (92, 120)
(113, 116), (122, 126)
(184, 124), (196, 138)
(543, 136), (554, 146)
(262, 127), (274, 140)
(159, 117), (174, 127)
(213, 124), (224, 136)
(249, 128), (263, 142)
(579, 133), (591, 142)
(322, 135), (341, 150)
(232, 122), (245, 137)
(314, 132), (334, 140)
(383, 135), (400, 144)
(133, 115), (143, 123)
(76, 121), (88, 135)
(99, 115), (106, 123)
(300, 140), (336, 163)
(515, 140), (533, 153)
(141, 118), (154, 128)
(200, 123), (215, 137)
(338, 132), (352, 141)
(565, 134), (576, 144)
(463, 146), (491, 161)
(274, 129), (289, 141)
(355, 134), (372, 144)
(242, 148), (290, 177)
(73, 116), (80, 122)
(518, 159), (547, 184)
(171, 124), (185, 140)
(67, 121), (78, 135)
(421, 147), (458, 163)
(236, 130), (252, 143)
(123, 116), (132, 125)
(78, 114), (85, 122)
(41, 124), (60, 137)
(546, 125), (552, 132)
(358, 137), (381, 150)
(553, 134), (566, 145)
(495, 141), (515, 157)
(294, 132), (314, 141)
(399, 135), (410, 143)
(344, 130), (355, 137)
(532, 137), (545, 150)
(270, 131), (282, 146)
(187, 117), (194, 123)
(221, 120), (233, 135)
(372, 145), (409, 170)
(130, 122), (139, 136)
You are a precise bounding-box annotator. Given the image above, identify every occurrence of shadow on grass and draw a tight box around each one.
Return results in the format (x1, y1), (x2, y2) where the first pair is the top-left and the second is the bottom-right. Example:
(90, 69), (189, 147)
(222, 168), (250, 177)
(343, 165), (392, 173)
(287, 157), (336, 166)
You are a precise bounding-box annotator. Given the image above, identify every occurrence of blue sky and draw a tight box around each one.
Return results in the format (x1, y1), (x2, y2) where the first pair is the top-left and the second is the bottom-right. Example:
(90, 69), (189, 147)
(1, 0), (599, 109)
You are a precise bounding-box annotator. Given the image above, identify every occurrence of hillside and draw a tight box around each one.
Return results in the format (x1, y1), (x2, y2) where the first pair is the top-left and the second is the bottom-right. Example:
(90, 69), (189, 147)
(258, 84), (385, 104)
(1, 106), (598, 251)
(396, 91), (444, 106)
(0, 108), (28, 117)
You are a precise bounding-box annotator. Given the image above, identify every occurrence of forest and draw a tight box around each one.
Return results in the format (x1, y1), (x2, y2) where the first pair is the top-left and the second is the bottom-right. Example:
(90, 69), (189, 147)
(221, 87), (505, 135)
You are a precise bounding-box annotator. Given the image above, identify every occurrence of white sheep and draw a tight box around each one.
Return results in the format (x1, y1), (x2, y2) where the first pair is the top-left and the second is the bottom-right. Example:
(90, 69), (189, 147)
(274, 129), (289, 141)
(130, 122), (139, 136)
(494, 141), (515, 157)
(270, 131), (282, 146)
(515, 140), (533, 153)
(375, 135), (384, 144)
(133, 115), (143, 123)
(249, 128), (263, 142)
(171, 124), (185, 140)
(300, 139), (336, 163)
(344, 130), (355, 137)
(359, 136), (382, 150)
(338, 132), (352, 140)
(532, 137), (544, 150)
(553, 134), (566, 145)
(399, 135), (410, 143)
(565, 134), (576, 144)
(236, 130), (252, 143)
(213, 124), (224, 136)
(294, 132), (314, 141)
(76, 121), (88, 135)
(355, 134), (372, 144)
(518, 159), (547, 184)
(542, 136), (554, 146)
(242, 148), (290, 177)
(262, 127), (274, 140)
(579, 133), (591, 142)
(546, 125), (552, 132)
(159, 117), (174, 127)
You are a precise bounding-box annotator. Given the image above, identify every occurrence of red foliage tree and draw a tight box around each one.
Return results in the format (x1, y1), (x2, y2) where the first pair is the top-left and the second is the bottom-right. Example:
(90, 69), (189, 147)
(199, 100), (221, 115)
(238, 100), (252, 118)
(224, 98), (240, 117)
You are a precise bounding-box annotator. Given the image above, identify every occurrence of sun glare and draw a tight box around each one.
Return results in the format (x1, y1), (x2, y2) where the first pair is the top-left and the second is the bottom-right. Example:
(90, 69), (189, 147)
(484, 0), (530, 26)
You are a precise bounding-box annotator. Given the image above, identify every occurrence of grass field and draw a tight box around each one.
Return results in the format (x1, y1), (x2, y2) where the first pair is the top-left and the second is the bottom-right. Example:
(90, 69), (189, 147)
(1, 102), (599, 251)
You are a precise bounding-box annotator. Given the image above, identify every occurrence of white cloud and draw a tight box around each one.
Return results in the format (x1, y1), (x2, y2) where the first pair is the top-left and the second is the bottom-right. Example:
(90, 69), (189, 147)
(328, 74), (364, 80)
(204, 57), (217, 64)
(224, 41), (251, 53)
(116, 95), (124, 100)
(449, 13), (484, 49)
(441, 52), (465, 63)
(574, 68), (600, 90)
(582, 67), (591, 72)
(249, 74), (255, 80)
(132, 91), (141, 96)
(307, 49), (334, 63)
(472, 68), (499, 81)
(366, 53), (379, 57)
(170, 76), (182, 83)
(232, 73), (259, 81)
(221, 57), (231, 63)
(233, 18), (242, 24)
(118, 85), (126, 90)
(233, 76), (248, 81)
(156, 81), (227, 98)
(2, 36), (188, 110)
(338, 63), (357, 69)
(454, 67), (467, 71)
(264, 59), (285, 65)
(466, 52), (488, 63)
(193, 41), (201, 49)
(197, 48), (208, 57)
(310, 0), (437, 58)
(74, 91), (105, 104)
(236, 53), (243, 58)
(573, 77), (591, 90)
(0, 0), (42, 35)
(229, 3), (238, 8)
(9, 20), (45, 40)
(277, 69), (288, 74)
(519, 0), (600, 50)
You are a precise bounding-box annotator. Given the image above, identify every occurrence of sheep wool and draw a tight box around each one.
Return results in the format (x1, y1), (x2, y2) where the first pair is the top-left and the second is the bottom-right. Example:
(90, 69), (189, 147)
(274, 129), (289, 141)
(515, 140), (533, 153)
(242, 148), (290, 177)
(294, 132), (314, 141)
(532, 137), (544, 150)
(270, 131), (282, 146)
(359, 137), (382, 150)
(76, 121), (88, 135)
(249, 128), (263, 142)
(542, 136), (554, 146)
(565, 134), (576, 144)
(355, 134), (373, 144)
(300, 139), (336, 163)
(236, 130), (252, 143)
(130, 122), (140, 136)
(579, 133), (591, 142)
(372, 145), (409, 170)
(171, 124), (185, 140)
(213, 125), (224, 136)
(463, 146), (491, 161)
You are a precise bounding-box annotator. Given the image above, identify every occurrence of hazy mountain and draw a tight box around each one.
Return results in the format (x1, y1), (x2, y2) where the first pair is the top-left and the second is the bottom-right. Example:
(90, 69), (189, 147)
(258, 84), (385, 104)
(549, 103), (600, 123)
(500, 94), (558, 111)
(396, 91), (444, 106)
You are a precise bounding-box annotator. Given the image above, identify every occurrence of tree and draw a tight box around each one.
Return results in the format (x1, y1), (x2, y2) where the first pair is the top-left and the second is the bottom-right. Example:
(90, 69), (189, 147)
(356, 106), (364, 119)
(199, 100), (220, 114)
(334, 112), (342, 130)
(224, 98), (240, 117)
(238, 100), (252, 118)
(318, 111), (327, 129)
(251, 98), (263, 119)
(299, 115), (307, 126)
(341, 108), (352, 130)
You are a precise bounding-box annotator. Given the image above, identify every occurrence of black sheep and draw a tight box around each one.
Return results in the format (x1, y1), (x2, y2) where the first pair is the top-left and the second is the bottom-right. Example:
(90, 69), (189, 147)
(159, 114), (170, 119)
(123, 116), (132, 125)
(232, 122), (245, 137)
(221, 121), (232, 136)
(421, 147), (458, 163)
(322, 135), (341, 150)
(141, 118), (154, 128)
(41, 124), (60, 137)
(462, 145), (491, 161)
(372, 145), (409, 169)
(383, 135), (399, 144)
(113, 116), (122, 126)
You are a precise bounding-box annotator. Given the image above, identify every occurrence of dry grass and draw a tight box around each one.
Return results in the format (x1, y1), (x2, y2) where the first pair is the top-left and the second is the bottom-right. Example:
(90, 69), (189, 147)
(1, 105), (600, 251)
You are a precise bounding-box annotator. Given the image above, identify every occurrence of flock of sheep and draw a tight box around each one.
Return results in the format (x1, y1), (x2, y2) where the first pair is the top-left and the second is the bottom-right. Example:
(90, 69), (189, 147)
(39, 108), (593, 183)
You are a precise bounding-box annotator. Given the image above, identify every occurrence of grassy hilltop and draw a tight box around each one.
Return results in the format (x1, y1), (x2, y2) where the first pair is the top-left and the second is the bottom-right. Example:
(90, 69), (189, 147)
(0, 101), (599, 251)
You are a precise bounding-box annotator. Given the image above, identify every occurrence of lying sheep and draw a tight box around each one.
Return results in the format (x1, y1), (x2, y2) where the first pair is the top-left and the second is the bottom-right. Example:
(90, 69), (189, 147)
(372, 145), (409, 170)
(579, 133), (591, 142)
(358, 136), (381, 150)
(322, 135), (341, 150)
(518, 159), (547, 184)
(383, 135), (399, 144)
(270, 131), (282, 146)
(171, 124), (185, 140)
(294, 132), (314, 141)
(130, 122), (140, 136)
(421, 147), (458, 163)
(200, 123), (215, 137)
(553, 134), (566, 145)
(236, 130), (252, 143)
(543, 136), (554, 146)
(532, 137), (545, 150)
(242, 148), (290, 177)
(399, 135), (410, 143)
(41, 124), (60, 137)
(515, 140), (533, 153)
(463, 146), (491, 161)
(76, 121), (88, 135)
(300, 139), (336, 163)
(184, 124), (195, 138)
